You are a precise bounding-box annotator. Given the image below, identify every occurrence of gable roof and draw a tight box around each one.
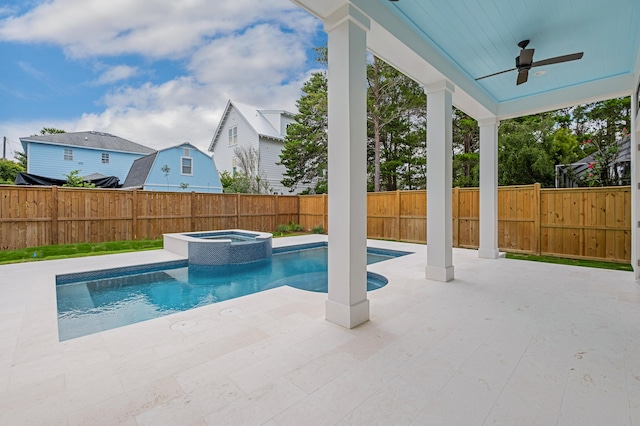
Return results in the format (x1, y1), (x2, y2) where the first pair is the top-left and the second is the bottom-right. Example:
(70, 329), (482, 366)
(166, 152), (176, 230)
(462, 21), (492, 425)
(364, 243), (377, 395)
(20, 131), (155, 154)
(208, 100), (295, 151)
(121, 142), (212, 189)
(121, 152), (158, 189)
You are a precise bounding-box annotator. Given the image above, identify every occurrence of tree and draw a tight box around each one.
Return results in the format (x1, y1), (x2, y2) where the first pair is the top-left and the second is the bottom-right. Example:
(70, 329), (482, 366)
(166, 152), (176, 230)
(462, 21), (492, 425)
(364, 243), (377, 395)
(279, 68), (328, 194)
(220, 170), (252, 193)
(366, 56), (426, 191)
(62, 170), (95, 188)
(498, 115), (556, 186)
(14, 152), (27, 170)
(161, 164), (170, 190)
(0, 159), (24, 184)
(40, 127), (66, 135)
(234, 146), (271, 194)
(452, 108), (480, 187)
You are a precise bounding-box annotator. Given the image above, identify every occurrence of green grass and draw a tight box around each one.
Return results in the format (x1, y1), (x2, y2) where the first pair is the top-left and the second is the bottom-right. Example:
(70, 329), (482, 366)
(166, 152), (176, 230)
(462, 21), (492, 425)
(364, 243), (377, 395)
(0, 239), (163, 265)
(506, 252), (633, 272)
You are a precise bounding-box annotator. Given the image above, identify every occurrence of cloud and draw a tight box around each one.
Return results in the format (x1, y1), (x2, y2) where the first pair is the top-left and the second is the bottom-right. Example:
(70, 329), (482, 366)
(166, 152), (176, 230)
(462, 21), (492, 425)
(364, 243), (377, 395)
(0, 0), (309, 59)
(94, 65), (139, 85)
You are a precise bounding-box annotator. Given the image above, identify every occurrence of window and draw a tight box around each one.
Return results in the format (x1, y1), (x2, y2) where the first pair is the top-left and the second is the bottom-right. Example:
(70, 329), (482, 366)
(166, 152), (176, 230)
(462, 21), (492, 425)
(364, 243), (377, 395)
(183, 148), (190, 157)
(181, 157), (193, 175)
(101, 153), (110, 164)
(228, 126), (238, 146)
(64, 148), (73, 161)
(232, 158), (237, 175)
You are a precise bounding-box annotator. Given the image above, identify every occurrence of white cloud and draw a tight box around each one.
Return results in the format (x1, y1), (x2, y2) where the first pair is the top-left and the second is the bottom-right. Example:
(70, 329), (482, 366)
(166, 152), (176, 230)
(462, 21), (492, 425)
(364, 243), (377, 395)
(94, 65), (138, 85)
(0, 0), (309, 59)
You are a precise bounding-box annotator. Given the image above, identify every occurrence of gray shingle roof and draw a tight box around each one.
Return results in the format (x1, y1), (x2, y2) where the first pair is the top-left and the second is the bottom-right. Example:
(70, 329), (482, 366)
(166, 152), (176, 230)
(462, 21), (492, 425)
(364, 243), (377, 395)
(121, 152), (158, 188)
(21, 131), (155, 154)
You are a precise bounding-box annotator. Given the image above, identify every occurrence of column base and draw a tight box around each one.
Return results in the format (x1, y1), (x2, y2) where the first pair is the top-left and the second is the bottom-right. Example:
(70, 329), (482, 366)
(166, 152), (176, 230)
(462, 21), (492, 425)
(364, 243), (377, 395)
(478, 247), (500, 259)
(425, 265), (455, 282)
(326, 298), (370, 329)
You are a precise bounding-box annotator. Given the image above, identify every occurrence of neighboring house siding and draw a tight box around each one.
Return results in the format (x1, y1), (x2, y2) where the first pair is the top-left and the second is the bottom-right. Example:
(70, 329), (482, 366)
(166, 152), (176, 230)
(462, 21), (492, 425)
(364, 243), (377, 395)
(259, 137), (288, 194)
(26, 142), (144, 181)
(213, 107), (259, 175)
(144, 146), (222, 193)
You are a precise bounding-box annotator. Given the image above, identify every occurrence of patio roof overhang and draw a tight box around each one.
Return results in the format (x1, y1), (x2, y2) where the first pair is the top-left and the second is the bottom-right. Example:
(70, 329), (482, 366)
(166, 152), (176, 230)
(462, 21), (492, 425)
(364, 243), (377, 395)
(290, 0), (640, 329)
(293, 0), (640, 121)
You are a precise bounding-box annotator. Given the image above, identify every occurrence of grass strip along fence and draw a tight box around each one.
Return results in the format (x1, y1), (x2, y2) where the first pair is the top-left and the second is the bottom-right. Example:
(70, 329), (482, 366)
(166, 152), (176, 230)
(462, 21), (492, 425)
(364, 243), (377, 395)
(0, 184), (631, 264)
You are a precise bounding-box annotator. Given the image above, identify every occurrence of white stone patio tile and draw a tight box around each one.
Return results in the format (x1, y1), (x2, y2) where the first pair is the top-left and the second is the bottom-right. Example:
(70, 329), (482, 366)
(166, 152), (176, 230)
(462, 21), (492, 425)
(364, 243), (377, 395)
(136, 376), (242, 426)
(337, 376), (427, 425)
(229, 347), (312, 394)
(118, 347), (211, 391)
(203, 377), (305, 426)
(289, 324), (355, 358)
(0, 392), (68, 426)
(273, 393), (347, 426)
(285, 350), (359, 394)
(67, 376), (184, 425)
(333, 326), (399, 361)
(0, 373), (65, 413)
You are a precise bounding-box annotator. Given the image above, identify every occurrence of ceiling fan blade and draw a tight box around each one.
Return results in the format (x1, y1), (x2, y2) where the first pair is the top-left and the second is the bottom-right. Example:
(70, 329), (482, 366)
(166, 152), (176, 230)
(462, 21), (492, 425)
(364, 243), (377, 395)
(475, 67), (517, 81)
(516, 69), (529, 85)
(518, 48), (535, 66)
(532, 52), (584, 67)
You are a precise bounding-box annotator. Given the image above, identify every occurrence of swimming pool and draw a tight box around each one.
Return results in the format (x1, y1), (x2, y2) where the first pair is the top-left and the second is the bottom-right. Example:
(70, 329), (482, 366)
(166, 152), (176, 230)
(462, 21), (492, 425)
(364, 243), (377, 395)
(56, 243), (411, 341)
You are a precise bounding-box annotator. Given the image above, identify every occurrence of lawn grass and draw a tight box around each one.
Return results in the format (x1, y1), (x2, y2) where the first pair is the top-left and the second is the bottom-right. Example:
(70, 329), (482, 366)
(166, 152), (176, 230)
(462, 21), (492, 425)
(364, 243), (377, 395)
(506, 252), (633, 272)
(0, 239), (163, 265)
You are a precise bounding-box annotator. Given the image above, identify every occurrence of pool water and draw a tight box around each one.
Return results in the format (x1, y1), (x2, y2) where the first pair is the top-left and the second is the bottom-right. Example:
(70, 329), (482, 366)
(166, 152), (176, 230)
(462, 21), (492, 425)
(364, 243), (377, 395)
(56, 245), (410, 341)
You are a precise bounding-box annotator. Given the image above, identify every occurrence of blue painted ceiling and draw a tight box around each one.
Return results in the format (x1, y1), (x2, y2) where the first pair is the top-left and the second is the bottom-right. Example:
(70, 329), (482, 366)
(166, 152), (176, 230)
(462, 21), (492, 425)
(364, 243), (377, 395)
(385, 0), (640, 103)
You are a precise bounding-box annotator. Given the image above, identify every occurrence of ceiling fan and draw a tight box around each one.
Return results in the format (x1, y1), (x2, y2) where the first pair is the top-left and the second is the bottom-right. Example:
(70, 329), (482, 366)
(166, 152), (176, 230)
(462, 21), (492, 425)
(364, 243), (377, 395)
(475, 40), (584, 85)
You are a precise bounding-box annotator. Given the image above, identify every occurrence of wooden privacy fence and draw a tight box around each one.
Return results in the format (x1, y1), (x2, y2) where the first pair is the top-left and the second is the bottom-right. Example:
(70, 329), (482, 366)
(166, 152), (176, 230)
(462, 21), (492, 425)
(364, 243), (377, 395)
(0, 186), (298, 250)
(0, 184), (631, 263)
(300, 184), (631, 263)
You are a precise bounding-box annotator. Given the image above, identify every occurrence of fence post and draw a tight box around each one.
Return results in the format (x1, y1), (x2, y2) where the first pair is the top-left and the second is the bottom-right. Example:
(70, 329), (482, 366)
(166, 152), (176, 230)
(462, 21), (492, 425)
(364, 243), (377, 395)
(191, 191), (196, 232)
(453, 187), (460, 247)
(132, 189), (138, 240)
(396, 190), (401, 241)
(275, 195), (280, 229)
(534, 183), (541, 255)
(323, 193), (327, 232)
(236, 193), (241, 229)
(51, 186), (58, 245)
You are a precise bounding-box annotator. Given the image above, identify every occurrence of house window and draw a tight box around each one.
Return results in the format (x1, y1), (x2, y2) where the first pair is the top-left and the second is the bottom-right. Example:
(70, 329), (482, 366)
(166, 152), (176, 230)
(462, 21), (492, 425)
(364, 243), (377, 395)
(183, 148), (190, 157)
(64, 148), (73, 161)
(101, 153), (110, 164)
(181, 157), (193, 175)
(232, 158), (238, 175)
(228, 127), (238, 146)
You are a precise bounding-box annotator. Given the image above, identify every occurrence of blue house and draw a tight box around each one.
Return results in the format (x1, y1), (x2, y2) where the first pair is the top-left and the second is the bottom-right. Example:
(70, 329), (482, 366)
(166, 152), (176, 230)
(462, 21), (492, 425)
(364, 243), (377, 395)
(122, 142), (222, 193)
(20, 131), (155, 182)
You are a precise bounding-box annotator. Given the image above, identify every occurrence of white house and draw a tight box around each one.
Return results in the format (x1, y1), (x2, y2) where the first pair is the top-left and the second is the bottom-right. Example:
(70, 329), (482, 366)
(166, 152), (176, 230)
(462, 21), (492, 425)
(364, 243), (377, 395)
(208, 100), (296, 194)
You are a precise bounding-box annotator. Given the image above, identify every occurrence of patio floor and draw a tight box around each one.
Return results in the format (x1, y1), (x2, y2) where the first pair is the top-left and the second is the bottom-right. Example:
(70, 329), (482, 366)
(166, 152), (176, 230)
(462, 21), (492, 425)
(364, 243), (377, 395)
(0, 235), (639, 425)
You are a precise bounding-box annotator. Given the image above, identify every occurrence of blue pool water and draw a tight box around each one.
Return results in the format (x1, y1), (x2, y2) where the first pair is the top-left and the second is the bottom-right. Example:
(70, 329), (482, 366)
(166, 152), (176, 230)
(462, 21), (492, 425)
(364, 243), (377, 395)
(56, 244), (411, 341)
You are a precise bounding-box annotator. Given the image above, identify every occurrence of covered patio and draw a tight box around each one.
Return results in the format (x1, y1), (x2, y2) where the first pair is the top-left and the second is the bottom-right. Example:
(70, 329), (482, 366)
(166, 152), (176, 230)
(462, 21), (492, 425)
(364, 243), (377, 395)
(0, 236), (638, 424)
(291, 0), (640, 328)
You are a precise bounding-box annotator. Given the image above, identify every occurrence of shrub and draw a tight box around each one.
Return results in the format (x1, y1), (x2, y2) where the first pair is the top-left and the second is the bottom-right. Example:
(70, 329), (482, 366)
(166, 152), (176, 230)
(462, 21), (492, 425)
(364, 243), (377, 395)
(311, 225), (325, 234)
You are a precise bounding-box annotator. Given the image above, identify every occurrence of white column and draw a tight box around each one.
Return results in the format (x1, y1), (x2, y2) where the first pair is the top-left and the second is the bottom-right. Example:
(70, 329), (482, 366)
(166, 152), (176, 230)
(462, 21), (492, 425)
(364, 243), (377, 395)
(632, 85), (639, 280)
(324, 5), (370, 328)
(478, 117), (500, 259)
(425, 80), (455, 282)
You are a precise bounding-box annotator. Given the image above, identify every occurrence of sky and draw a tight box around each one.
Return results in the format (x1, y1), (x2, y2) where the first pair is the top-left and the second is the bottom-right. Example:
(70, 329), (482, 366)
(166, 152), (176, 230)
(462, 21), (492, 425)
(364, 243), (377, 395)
(0, 0), (326, 159)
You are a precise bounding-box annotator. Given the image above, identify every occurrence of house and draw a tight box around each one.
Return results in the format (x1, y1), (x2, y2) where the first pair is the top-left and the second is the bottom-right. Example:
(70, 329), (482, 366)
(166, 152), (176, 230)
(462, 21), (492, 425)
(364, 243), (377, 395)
(208, 100), (296, 194)
(122, 142), (222, 193)
(20, 131), (155, 183)
(555, 135), (631, 187)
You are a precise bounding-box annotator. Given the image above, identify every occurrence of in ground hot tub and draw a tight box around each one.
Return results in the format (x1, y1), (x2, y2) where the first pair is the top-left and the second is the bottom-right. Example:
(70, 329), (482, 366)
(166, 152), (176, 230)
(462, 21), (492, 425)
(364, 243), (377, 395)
(163, 230), (272, 266)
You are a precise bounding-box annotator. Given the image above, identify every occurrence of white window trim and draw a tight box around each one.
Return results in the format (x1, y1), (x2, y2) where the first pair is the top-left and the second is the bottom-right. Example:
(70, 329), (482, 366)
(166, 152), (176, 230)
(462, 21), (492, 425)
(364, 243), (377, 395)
(181, 156), (193, 176)
(228, 126), (238, 146)
(64, 148), (73, 161)
(101, 152), (110, 164)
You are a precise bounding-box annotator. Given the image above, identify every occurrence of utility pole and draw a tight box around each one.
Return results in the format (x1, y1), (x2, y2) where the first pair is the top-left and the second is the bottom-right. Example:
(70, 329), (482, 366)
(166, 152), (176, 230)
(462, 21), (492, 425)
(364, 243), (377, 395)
(2, 136), (6, 160)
